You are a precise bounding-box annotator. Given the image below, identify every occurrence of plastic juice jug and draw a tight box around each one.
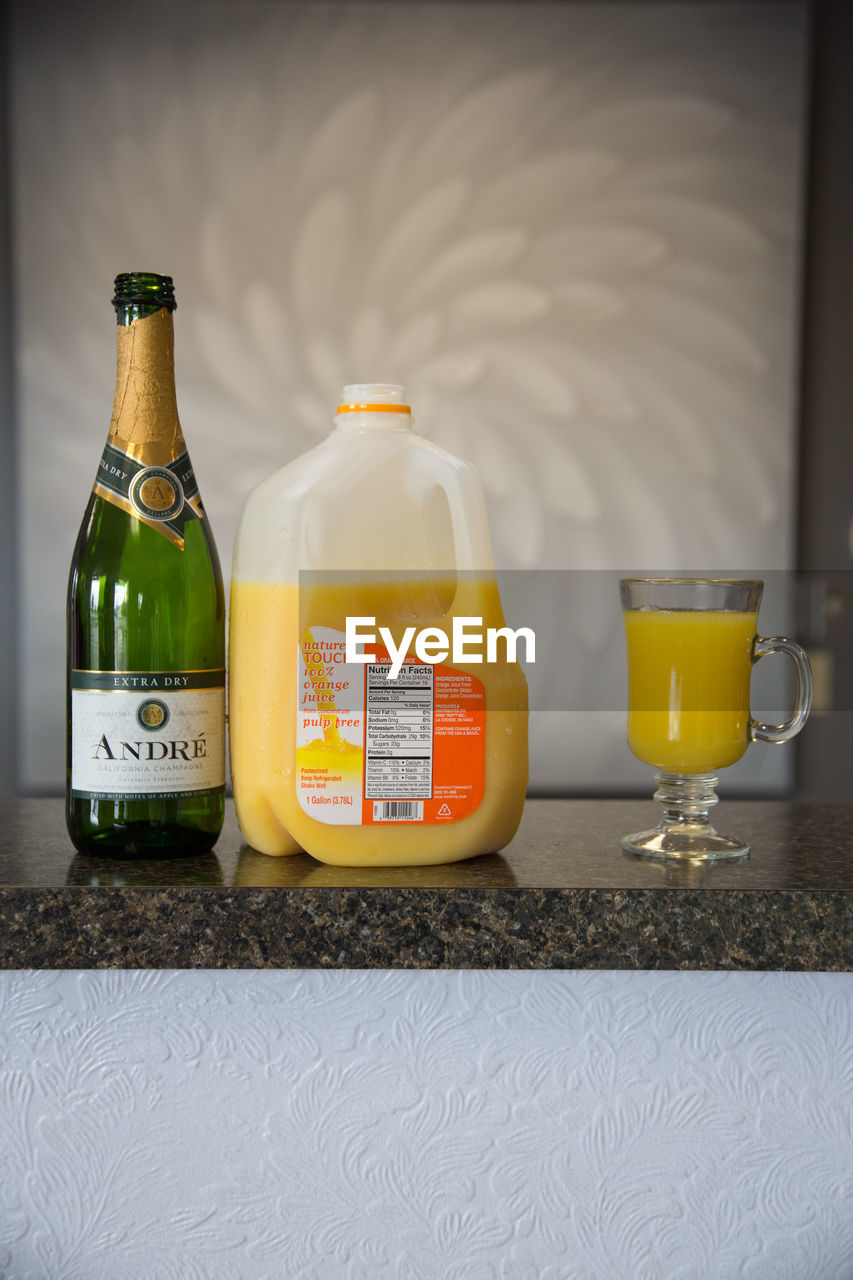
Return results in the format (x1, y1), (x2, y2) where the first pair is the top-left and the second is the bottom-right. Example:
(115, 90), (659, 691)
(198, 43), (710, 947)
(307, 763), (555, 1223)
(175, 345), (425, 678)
(228, 383), (528, 866)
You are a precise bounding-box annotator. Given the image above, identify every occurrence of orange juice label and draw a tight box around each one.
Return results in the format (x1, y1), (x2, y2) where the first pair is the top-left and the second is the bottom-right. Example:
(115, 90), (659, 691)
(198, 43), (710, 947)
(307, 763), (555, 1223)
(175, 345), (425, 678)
(296, 627), (484, 824)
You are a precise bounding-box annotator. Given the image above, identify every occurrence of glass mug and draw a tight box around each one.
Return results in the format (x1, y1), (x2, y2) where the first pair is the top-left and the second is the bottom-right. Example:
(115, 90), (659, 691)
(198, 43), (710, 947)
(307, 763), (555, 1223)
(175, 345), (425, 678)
(620, 578), (812, 861)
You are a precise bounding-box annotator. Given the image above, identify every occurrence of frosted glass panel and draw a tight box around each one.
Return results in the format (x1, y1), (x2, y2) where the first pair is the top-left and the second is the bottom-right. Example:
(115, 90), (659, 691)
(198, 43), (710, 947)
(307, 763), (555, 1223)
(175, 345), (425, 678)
(10, 1), (808, 790)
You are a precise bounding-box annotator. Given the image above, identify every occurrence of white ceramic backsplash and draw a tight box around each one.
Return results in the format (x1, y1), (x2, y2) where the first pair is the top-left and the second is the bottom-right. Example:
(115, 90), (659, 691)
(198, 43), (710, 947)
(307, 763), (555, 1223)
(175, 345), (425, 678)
(1, 970), (851, 1278)
(10, 0), (807, 791)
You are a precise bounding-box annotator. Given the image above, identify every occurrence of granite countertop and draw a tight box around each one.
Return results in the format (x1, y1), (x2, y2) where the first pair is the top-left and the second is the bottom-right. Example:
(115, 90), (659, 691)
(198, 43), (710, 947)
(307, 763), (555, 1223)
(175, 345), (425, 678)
(0, 797), (850, 970)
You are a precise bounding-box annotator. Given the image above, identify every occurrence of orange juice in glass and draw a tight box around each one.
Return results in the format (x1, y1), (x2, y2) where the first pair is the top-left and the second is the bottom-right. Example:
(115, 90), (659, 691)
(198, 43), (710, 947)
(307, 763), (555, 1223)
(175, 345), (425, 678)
(620, 579), (812, 861)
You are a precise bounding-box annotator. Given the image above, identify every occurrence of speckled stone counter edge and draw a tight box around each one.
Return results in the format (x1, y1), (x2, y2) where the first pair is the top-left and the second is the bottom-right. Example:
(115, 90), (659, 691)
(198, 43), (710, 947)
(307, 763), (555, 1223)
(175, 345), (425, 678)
(1, 888), (850, 970)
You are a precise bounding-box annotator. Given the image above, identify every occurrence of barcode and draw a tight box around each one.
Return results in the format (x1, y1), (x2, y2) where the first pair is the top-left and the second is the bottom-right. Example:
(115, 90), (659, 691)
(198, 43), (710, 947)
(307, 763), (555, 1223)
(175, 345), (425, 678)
(373, 800), (424, 822)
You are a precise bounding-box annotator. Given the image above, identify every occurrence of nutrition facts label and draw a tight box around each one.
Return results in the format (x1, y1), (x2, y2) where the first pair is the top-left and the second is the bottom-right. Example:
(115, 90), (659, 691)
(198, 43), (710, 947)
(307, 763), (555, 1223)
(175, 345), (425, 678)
(365, 663), (433, 800)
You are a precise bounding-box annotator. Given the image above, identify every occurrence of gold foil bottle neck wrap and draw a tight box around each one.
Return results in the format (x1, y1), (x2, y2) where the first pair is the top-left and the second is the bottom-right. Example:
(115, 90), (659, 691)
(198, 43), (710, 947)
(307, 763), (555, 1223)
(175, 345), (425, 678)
(108, 307), (187, 465)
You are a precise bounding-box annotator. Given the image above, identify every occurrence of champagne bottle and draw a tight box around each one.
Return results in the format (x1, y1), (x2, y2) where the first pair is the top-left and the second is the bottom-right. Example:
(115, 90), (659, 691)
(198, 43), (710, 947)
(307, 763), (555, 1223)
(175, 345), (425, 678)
(66, 272), (225, 855)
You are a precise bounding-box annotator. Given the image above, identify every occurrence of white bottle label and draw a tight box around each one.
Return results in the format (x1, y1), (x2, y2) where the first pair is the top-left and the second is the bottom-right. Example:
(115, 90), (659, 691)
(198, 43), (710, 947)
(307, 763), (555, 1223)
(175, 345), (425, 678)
(70, 670), (225, 799)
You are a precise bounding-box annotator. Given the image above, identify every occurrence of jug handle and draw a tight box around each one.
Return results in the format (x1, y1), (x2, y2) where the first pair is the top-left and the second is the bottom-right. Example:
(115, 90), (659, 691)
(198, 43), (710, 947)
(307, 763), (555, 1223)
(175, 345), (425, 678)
(420, 449), (494, 576)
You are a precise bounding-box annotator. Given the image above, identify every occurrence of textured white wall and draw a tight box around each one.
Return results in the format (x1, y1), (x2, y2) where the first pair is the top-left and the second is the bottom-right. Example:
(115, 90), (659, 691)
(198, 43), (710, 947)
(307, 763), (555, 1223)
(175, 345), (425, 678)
(1, 970), (851, 1278)
(10, 0), (808, 792)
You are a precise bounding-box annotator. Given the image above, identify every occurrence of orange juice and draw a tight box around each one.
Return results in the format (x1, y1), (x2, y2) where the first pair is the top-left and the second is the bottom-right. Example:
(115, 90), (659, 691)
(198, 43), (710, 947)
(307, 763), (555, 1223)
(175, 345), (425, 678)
(228, 574), (528, 865)
(624, 608), (757, 773)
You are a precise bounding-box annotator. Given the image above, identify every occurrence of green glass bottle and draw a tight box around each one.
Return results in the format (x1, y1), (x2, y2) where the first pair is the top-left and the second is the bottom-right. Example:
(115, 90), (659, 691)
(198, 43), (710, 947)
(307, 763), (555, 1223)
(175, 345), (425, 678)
(66, 272), (225, 855)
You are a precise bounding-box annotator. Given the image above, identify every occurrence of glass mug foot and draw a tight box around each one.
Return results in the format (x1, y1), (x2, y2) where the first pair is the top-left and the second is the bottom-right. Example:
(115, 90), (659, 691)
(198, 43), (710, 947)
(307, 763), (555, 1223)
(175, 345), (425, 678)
(622, 771), (749, 863)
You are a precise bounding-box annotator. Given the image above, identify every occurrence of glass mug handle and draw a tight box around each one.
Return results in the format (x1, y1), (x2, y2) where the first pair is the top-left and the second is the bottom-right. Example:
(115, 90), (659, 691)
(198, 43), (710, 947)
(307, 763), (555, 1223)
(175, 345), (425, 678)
(749, 636), (814, 744)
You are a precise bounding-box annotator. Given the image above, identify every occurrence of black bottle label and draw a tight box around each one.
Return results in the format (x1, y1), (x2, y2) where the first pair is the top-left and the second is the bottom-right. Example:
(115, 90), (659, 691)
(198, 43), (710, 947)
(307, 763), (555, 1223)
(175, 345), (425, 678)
(93, 442), (205, 548)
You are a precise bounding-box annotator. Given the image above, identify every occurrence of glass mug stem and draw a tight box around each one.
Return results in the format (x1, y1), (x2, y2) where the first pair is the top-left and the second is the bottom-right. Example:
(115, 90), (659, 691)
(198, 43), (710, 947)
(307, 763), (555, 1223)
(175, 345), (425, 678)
(654, 771), (719, 823)
(750, 635), (814, 744)
(624, 771), (749, 861)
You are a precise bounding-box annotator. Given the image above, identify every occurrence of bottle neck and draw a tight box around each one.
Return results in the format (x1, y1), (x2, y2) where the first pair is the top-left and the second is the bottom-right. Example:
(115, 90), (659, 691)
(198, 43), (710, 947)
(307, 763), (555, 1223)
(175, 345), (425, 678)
(108, 307), (185, 464)
(334, 386), (413, 433)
